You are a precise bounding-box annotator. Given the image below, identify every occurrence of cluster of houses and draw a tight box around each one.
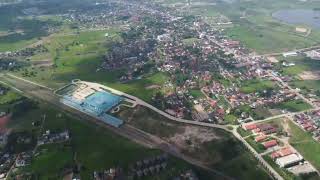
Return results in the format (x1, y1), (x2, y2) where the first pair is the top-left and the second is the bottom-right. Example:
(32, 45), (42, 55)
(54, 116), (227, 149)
(129, 154), (169, 179)
(37, 130), (70, 146)
(226, 86), (296, 109)
(0, 45), (48, 59)
(242, 121), (317, 175)
(293, 110), (320, 141)
(146, 10), (299, 123)
(92, 154), (170, 180)
(14, 152), (32, 168)
(0, 153), (16, 179)
(71, 0), (302, 125)
(243, 123), (279, 149)
(93, 167), (124, 180)
(61, 1), (155, 30)
(102, 37), (156, 82)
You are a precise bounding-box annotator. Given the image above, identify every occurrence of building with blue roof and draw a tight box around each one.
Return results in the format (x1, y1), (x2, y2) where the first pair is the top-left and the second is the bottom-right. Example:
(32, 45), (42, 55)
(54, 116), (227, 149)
(82, 91), (123, 116)
(61, 90), (124, 128)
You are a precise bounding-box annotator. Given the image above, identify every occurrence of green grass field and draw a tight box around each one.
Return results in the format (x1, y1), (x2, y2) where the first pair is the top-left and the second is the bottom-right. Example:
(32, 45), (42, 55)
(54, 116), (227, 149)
(273, 99), (312, 112)
(240, 79), (275, 94)
(224, 114), (238, 124)
(29, 143), (73, 179)
(289, 121), (320, 171)
(237, 127), (253, 137)
(225, 24), (318, 54)
(189, 89), (205, 99)
(0, 90), (21, 105)
(280, 56), (320, 76)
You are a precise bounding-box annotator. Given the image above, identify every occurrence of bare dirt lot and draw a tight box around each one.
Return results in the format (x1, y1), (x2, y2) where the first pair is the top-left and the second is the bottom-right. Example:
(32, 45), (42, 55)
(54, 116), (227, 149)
(168, 126), (221, 151)
(298, 71), (320, 80)
(267, 56), (279, 63)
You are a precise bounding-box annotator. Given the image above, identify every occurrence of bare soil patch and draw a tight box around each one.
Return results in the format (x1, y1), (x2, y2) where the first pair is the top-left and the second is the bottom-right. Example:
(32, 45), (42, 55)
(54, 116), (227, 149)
(168, 126), (220, 151)
(298, 71), (320, 80)
(31, 59), (53, 67)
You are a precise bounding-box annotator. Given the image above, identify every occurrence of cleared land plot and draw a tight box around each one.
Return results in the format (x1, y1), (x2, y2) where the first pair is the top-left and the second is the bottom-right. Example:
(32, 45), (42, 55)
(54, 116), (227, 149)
(298, 71), (320, 80)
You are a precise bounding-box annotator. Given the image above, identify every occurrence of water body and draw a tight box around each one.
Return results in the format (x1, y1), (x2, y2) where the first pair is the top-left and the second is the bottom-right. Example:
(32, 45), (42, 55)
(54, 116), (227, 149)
(272, 9), (320, 29)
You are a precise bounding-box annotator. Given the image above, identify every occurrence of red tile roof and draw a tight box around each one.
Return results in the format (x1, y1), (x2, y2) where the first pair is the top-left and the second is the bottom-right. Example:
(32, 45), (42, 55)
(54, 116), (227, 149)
(243, 124), (257, 130)
(263, 140), (277, 149)
(255, 135), (267, 142)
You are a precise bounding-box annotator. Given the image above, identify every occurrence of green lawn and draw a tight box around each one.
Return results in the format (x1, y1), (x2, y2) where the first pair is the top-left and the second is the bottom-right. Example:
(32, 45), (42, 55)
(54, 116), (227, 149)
(224, 114), (238, 124)
(189, 89), (205, 99)
(273, 99), (312, 112)
(282, 65), (308, 76)
(182, 38), (200, 46)
(280, 56), (320, 76)
(289, 121), (320, 171)
(291, 80), (320, 98)
(225, 25), (318, 54)
(30, 143), (73, 179)
(0, 91), (21, 105)
(237, 127), (253, 137)
(240, 79), (275, 94)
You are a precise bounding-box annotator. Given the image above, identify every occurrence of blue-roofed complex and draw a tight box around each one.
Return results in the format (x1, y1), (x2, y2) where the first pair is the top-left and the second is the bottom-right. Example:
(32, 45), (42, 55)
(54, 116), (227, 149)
(82, 91), (123, 115)
(59, 81), (124, 128)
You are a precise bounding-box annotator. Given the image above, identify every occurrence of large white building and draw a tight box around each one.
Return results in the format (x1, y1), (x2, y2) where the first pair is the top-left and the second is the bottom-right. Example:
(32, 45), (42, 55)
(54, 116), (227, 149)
(276, 154), (303, 168)
(282, 51), (298, 58)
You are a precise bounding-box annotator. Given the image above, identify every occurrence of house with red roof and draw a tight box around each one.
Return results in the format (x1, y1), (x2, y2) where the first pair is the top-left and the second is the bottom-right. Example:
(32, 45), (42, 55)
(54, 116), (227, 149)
(263, 140), (278, 149)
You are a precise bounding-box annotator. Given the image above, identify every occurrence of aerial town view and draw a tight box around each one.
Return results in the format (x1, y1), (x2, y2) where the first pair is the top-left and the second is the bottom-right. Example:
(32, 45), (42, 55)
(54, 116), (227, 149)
(0, 0), (320, 179)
